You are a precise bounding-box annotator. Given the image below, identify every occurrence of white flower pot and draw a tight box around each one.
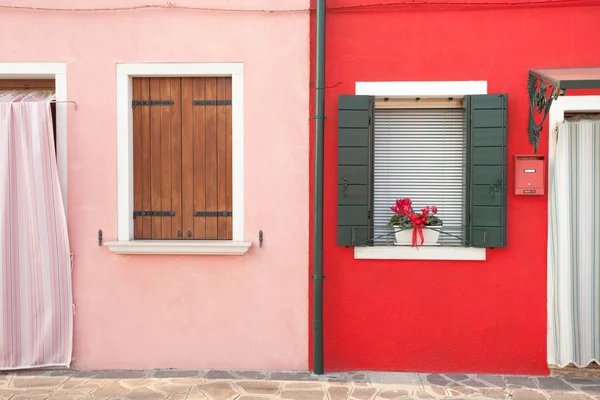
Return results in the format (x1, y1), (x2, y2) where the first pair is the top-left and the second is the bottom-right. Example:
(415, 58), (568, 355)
(392, 226), (441, 246)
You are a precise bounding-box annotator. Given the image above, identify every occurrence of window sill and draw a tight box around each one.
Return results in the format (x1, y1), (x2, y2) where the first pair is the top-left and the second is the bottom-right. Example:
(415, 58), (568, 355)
(104, 240), (252, 255)
(354, 246), (486, 261)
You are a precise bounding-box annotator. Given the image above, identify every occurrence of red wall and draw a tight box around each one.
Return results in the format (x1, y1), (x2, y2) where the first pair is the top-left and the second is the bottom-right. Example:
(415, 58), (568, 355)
(309, 0), (600, 375)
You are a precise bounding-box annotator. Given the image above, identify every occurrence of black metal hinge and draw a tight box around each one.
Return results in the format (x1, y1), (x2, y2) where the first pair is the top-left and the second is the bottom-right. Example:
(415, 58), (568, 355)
(132, 100), (174, 109)
(133, 211), (175, 219)
(193, 211), (232, 217)
(193, 100), (232, 106)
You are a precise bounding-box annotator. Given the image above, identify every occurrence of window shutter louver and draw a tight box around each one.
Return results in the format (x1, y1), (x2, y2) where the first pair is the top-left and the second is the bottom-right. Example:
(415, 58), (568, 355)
(337, 95), (374, 246)
(466, 94), (508, 248)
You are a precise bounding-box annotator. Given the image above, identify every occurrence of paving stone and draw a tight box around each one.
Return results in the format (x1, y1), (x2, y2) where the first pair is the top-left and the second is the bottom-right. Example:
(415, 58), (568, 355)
(120, 378), (154, 389)
(476, 375), (505, 388)
(425, 375), (449, 387)
(237, 396), (276, 400)
(348, 373), (370, 383)
(168, 378), (205, 385)
(350, 387), (378, 400)
(51, 386), (96, 396)
(153, 370), (201, 378)
(377, 389), (410, 399)
(125, 386), (166, 400)
(511, 388), (547, 400)
(204, 370), (237, 380)
(47, 370), (77, 377)
(197, 381), (239, 399)
(428, 385), (446, 396)
(59, 378), (94, 389)
(96, 370), (151, 379)
(504, 376), (539, 389)
(369, 373), (421, 385)
(480, 388), (507, 398)
(581, 386), (600, 396)
(233, 370), (269, 380)
(151, 381), (192, 394)
(445, 374), (469, 382)
(270, 372), (320, 382)
(414, 389), (434, 398)
(237, 381), (281, 394)
(447, 384), (476, 396)
(166, 395), (188, 400)
(46, 397), (80, 400)
(90, 381), (129, 397)
(328, 385), (351, 400)
(11, 395), (49, 400)
(547, 392), (595, 400)
(285, 382), (322, 389)
(73, 371), (101, 378)
(186, 386), (208, 400)
(280, 390), (325, 400)
(462, 378), (490, 388)
(566, 379), (600, 386)
(538, 377), (576, 391)
(11, 376), (67, 388)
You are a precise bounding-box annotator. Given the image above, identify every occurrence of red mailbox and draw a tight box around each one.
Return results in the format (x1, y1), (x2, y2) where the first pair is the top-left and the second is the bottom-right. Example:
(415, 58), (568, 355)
(514, 155), (545, 195)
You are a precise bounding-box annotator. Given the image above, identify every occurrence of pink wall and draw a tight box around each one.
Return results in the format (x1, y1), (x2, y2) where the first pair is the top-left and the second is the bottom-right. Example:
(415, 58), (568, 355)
(0, 0), (310, 370)
(309, 0), (600, 374)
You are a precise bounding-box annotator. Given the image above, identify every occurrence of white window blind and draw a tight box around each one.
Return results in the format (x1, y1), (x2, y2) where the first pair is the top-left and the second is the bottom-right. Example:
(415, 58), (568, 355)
(373, 107), (465, 245)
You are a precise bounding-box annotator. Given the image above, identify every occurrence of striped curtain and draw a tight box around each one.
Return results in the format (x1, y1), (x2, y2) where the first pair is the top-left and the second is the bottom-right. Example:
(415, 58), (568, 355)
(0, 91), (72, 370)
(548, 118), (600, 367)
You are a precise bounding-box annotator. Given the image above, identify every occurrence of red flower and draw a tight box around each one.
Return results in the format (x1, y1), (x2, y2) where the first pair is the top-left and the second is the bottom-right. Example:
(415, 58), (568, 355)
(390, 197), (413, 216)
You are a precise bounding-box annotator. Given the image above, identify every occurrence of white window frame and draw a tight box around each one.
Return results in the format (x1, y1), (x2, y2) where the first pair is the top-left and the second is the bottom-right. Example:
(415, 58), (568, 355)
(107, 63), (251, 255)
(353, 80), (487, 261)
(0, 62), (68, 212)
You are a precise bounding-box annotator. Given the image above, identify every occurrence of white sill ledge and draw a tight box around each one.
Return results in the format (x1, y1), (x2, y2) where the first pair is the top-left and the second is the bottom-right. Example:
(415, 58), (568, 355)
(354, 246), (486, 261)
(104, 240), (252, 255)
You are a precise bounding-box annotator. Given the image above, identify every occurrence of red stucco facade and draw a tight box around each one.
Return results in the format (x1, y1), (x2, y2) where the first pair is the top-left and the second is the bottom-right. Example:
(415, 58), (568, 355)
(309, 0), (600, 375)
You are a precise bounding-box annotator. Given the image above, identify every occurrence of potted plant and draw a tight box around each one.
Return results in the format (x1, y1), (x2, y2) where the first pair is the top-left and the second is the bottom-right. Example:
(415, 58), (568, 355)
(387, 198), (443, 246)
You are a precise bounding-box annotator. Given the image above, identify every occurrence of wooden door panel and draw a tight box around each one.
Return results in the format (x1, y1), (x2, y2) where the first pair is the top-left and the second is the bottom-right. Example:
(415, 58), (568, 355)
(133, 77), (180, 239)
(181, 78), (195, 240)
(217, 77), (233, 240)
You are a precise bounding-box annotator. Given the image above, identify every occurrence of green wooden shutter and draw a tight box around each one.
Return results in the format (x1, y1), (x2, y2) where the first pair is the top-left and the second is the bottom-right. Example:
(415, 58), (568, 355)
(466, 94), (508, 248)
(337, 95), (374, 246)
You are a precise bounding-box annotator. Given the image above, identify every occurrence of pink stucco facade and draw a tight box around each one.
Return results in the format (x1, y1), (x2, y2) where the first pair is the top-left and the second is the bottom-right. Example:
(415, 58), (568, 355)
(0, 0), (310, 370)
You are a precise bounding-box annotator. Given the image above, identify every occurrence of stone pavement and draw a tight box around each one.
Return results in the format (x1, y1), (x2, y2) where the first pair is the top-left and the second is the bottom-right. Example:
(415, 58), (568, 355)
(1, 369), (600, 400)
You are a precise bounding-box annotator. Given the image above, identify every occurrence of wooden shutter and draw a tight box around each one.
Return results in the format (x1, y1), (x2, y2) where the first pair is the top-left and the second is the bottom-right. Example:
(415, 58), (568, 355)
(132, 77), (181, 239)
(337, 95), (374, 246)
(466, 94), (508, 248)
(182, 77), (233, 240)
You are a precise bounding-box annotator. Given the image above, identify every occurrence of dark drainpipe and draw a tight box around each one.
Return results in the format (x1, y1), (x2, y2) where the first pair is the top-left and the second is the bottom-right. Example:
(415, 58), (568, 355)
(313, 0), (326, 375)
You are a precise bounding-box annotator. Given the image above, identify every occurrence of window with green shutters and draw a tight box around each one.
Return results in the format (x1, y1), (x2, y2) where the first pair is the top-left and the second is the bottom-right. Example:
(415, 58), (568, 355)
(337, 93), (507, 249)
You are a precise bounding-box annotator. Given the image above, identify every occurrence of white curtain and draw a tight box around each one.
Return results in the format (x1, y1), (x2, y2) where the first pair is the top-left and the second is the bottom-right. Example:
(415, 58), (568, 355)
(0, 91), (72, 370)
(548, 117), (600, 367)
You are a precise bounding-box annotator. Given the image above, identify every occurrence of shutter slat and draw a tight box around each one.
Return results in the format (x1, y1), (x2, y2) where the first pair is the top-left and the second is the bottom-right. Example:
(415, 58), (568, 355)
(373, 108), (465, 245)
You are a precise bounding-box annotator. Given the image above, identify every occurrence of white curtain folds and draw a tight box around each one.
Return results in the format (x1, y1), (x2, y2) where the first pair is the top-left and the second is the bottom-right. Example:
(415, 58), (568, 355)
(0, 91), (72, 370)
(548, 117), (600, 367)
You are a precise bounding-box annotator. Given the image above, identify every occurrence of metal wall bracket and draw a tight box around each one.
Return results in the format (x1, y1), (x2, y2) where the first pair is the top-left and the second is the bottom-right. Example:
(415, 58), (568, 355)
(193, 211), (232, 217)
(133, 211), (175, 219)
(193, 100), (232, 106)
(132, 100), (174, 109)
(528, 74), (559, 153)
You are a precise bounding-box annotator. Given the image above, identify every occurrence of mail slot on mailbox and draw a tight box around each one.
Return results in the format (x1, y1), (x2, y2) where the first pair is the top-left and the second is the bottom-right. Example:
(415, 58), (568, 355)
(515, 155), (545, 195)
